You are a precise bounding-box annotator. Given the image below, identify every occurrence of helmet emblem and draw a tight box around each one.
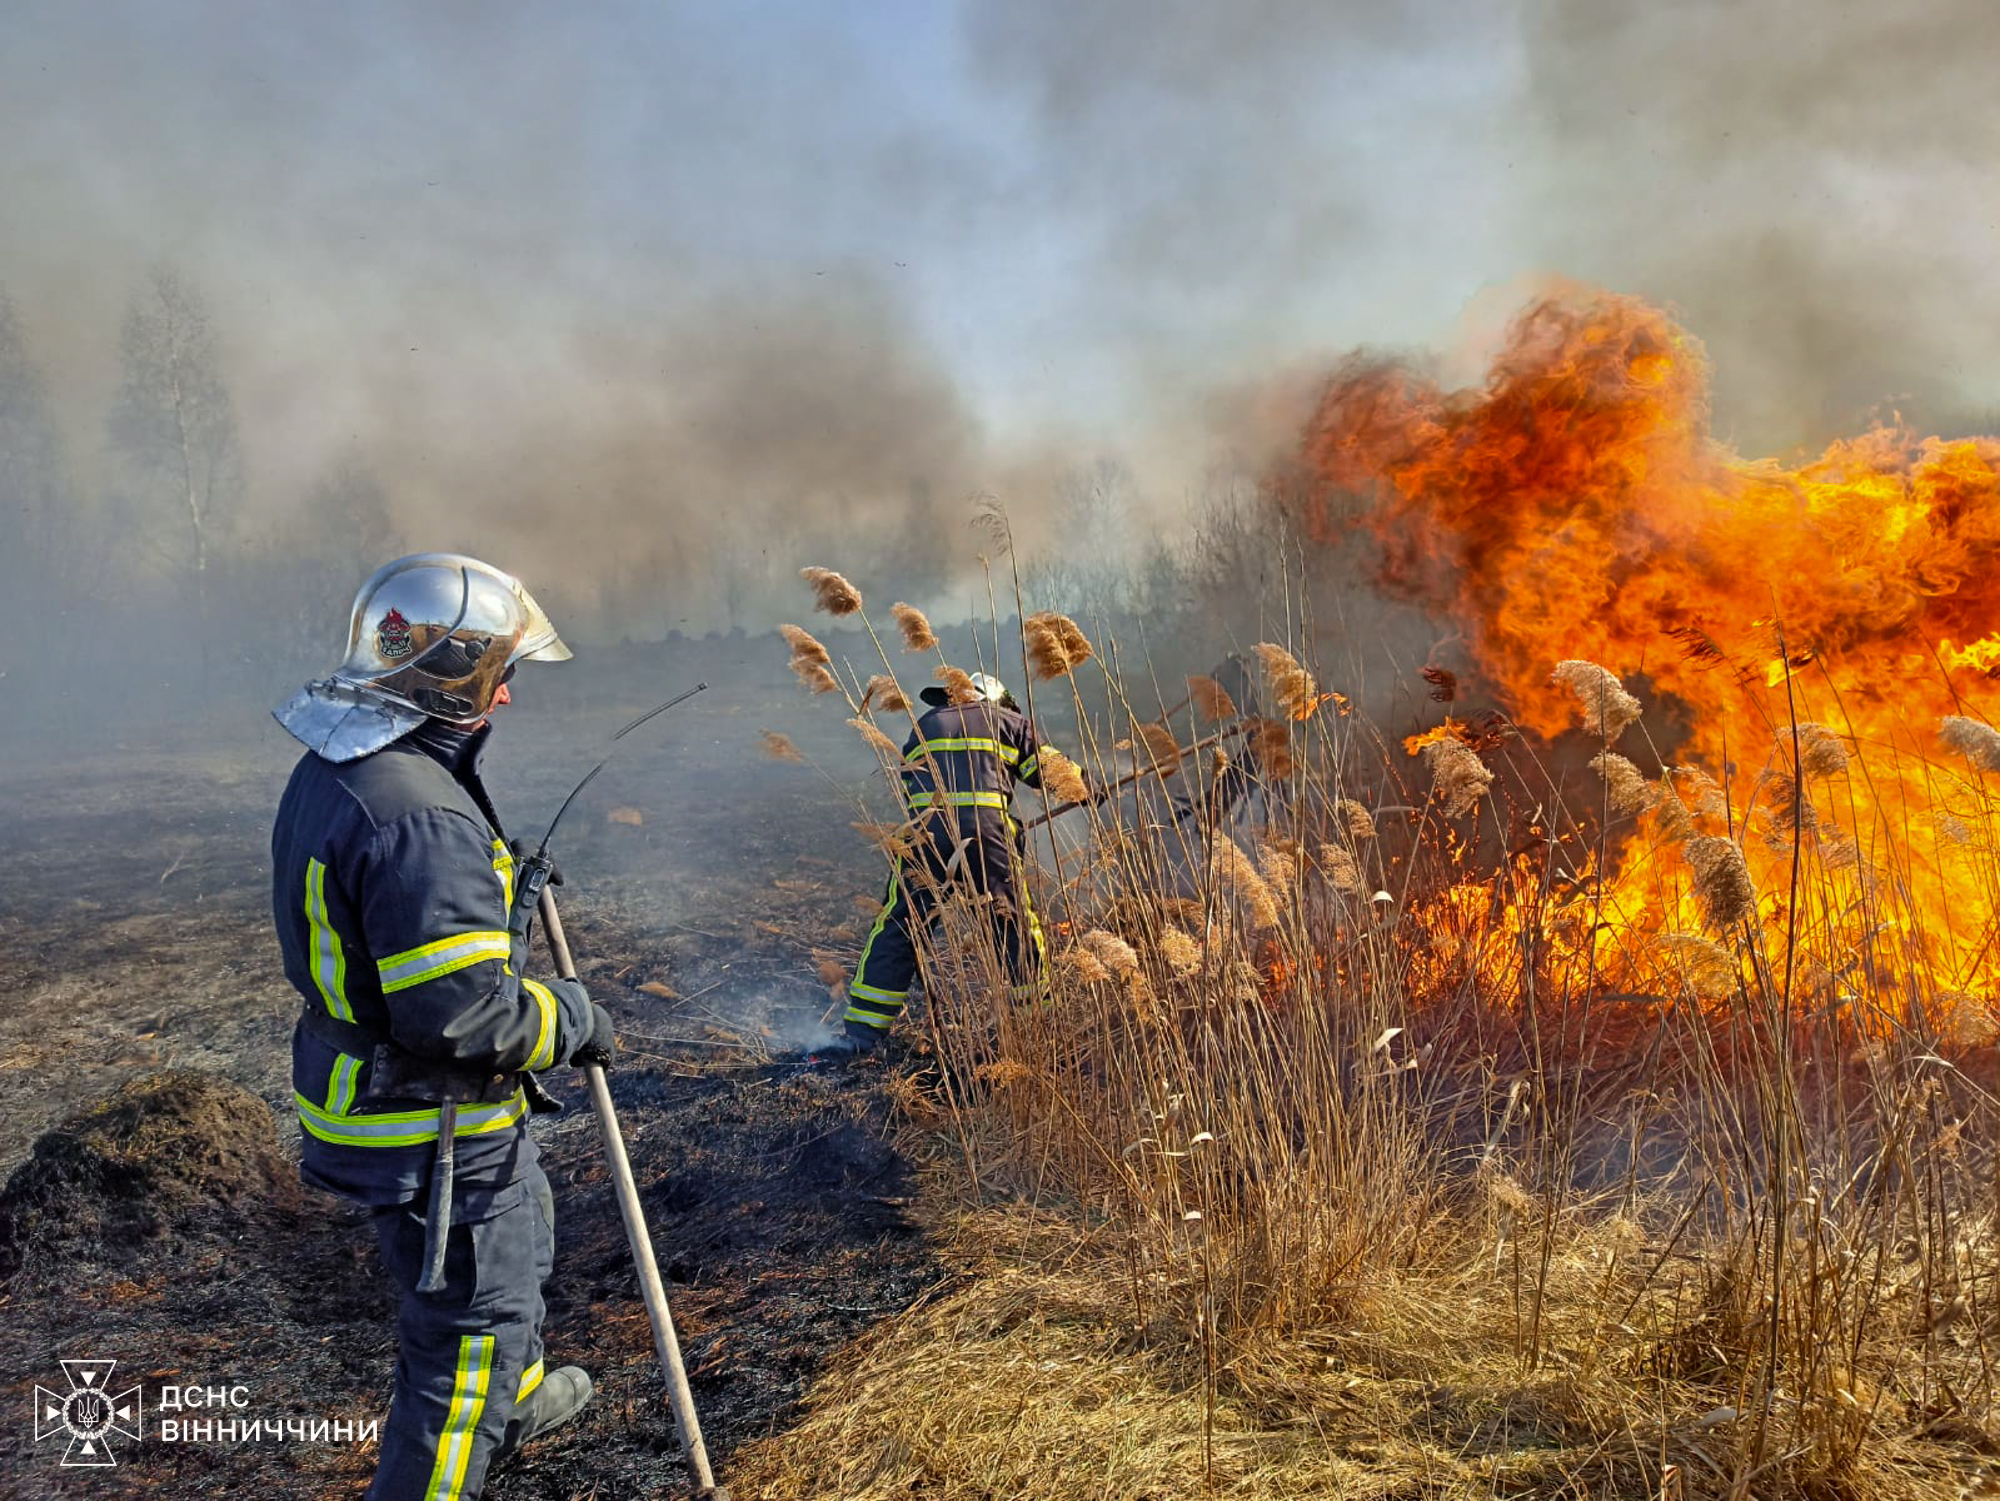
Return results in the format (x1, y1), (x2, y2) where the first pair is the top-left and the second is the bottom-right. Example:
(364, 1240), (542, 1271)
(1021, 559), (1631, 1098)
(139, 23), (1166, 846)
(376, 608), (415, 661)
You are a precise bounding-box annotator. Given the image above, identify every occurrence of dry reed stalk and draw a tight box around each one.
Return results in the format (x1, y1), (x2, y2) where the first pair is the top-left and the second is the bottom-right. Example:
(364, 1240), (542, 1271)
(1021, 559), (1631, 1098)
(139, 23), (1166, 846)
(1253, 642), (1319, 719)
(891, 601), (938, 651)
(1025, 611), (1094, 679)
(848, 717), (902, 759)
(778, 623), (831, 664)
(1186, 674), (1237, 723)
(760, 729), (805, 763)
(1334, 799), (1377, 840)
(801, 565), (863, 616)
(1158, 926), (1203, 976)
(1793, 722), (1850, 777)
(1424, 736), (1492, 818)
(1553, 659), (1642, 740)
(1136, 722), (1183, 773)
(790, 658), (840, 695)
(1038, 748), (1090, 806)
(1250, 718), (1295, 778)
(1589, 751), (1654, 814)
(1941, 715), (2000, 772)
(1685, 835), (1756, 929)
(1319, 844), (1363, 894)
(1214, 838), (1281, 930)
(861, 674), (910, 713)
(934, 666), (981, 705)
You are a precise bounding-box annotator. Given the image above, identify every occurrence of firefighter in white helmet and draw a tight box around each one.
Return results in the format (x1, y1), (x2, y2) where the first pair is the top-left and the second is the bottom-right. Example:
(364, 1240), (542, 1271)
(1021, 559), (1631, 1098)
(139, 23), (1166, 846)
(271, 554), (610, 1498)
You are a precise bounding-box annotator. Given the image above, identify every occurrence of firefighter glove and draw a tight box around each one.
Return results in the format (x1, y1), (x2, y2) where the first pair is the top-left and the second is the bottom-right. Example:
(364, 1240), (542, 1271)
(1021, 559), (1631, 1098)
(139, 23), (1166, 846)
(570, 1002), (617, 1069)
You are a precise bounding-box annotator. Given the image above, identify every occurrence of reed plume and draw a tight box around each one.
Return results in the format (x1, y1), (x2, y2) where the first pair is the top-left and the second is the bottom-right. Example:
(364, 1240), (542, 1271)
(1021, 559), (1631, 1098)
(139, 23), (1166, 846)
(1057, 945), (1112, 984)
(861, 674), (909, 714)
(1157, 926), (1203, 976)
(1038, 748), (1091, 806)
(1214, 838), (1281, 930)
(934, 666), (980, 705)
(1334, 799), (1377, 841)
(1792, 722), (1850, 778)
(852, 821), (915, 857)
(1250, 717), (1295, 778)
(801, 566), (863, 616)
(760, 730), (805, 763)
(1589, 751), (1654, 814)
(791, 658), (840, 695)
(1424, 736), (1492, 818)
(1553, 659), (1642, 740)
(1319, 844), (1363, 894)
(1253, 642), (1319, 719)
(1186, 674), (1237, 723)
(1135, 722), (1183, 773)
(778, 623), (830, 664)
(1941, 715), (2000, 773)
(848, 717), (902, 760)
(1025, 612), (1094, 680)
(1686, 835), (1757, 929)
(1654, 932), (1738, 997)
(891, 602), (937, 652)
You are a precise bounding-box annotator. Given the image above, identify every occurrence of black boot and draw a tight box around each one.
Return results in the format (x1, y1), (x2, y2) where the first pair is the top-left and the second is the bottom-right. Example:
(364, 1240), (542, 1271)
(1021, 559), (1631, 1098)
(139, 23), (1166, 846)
(808, 1021), (884, 1062)
(493, 1365), (592, 1464)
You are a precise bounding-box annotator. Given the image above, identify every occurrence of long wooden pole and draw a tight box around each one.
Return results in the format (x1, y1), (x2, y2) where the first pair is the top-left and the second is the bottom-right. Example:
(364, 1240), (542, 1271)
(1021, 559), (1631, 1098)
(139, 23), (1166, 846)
(540, 890), (728, 1500)
(1021, 720), (1253, 831)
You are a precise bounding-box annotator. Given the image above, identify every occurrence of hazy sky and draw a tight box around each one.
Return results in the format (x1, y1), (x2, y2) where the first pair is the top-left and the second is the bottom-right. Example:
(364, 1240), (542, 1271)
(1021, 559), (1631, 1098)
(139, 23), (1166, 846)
(4, 0), (1995, 625)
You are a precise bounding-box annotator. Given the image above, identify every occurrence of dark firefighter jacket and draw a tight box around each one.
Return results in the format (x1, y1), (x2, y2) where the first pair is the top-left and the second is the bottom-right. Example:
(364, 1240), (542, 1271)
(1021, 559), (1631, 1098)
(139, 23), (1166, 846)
(272, 720), (592, 1207)
(898, 698), (1046, 833)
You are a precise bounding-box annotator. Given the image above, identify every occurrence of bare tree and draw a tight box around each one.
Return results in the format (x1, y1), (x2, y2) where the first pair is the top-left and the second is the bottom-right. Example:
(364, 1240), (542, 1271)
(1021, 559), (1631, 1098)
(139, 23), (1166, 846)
(0, 290), (75, 678)
(107, 265), (244, 687)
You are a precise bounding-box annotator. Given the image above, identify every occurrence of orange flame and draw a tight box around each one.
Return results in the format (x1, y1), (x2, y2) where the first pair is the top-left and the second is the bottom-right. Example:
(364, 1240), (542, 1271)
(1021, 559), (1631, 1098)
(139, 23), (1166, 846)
(1283, 289), (2000, 1015)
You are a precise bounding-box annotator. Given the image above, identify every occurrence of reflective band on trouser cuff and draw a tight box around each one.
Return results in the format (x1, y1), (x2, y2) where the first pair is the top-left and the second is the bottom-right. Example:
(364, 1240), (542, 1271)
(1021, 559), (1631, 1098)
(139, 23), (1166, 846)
(516, 1359), (544, 1405)
(325, 1052), (363, 1115)
(304, 858), (353, 1022)
(906, 790), (1009, 811)
(425, 1334), (494, 1501)
(905, 736), (1019, 765)
(293, 1089), (527, 1148)
(376, 931), (513, 994)
(522, 979), (557, 1070)
(491, 838), (515, 911)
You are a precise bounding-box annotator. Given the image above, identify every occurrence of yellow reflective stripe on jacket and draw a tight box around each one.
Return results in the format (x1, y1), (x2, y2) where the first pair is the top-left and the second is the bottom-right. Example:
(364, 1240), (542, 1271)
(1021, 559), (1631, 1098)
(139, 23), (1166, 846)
(325, 1052), (363, 1115)
(376, 931), (512, 994)
(516, 1359), (544, 1405)
(491, 838), (515, 911)
(304, 858), (353, 1022)
(1019, 752), (1040, 779)
(522, 979), (558, 1070)
(425, 1334), (494, 1500)
(293, 1088), (527, 1148)
(907, 789), (1010, 810)
(904, 736), (1019, 764)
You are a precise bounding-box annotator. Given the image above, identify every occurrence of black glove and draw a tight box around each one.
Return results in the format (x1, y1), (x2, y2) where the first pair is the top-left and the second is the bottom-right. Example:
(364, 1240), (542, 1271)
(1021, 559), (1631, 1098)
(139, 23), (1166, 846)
(570, 1002), (617, 1070)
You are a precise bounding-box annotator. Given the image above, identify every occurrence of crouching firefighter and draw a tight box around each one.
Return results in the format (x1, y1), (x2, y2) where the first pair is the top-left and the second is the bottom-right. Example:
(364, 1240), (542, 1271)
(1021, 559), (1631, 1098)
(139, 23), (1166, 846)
(829, 672), (1053, 1057)
(270, 553), (617, 1500)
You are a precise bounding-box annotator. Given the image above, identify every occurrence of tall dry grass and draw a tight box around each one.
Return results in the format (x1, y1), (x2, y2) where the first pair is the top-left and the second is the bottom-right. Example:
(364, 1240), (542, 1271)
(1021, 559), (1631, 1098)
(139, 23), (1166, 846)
(743, 571), (2000, 1498)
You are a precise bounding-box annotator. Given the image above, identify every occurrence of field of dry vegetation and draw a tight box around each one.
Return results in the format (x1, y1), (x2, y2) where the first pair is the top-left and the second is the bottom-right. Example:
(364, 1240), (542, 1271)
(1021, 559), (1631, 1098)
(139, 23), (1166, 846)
(729, 555), (2000, 1501)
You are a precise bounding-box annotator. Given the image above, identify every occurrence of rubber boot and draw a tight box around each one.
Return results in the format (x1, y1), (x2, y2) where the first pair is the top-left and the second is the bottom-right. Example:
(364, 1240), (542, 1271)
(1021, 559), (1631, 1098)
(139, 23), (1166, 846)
(808, 1021), (884, 1062)
(493, 1365), (593, 1464)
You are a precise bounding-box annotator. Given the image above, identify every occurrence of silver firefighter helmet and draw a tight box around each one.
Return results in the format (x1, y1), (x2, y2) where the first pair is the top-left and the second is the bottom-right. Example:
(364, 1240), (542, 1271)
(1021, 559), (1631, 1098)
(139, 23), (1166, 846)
(274, 552), (571, 761)
(919, 670), (1016, 710)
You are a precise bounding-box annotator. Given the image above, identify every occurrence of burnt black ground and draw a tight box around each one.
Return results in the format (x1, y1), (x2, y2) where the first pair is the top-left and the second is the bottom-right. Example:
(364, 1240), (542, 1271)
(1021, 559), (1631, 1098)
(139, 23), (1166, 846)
(0, 655), (943, 1499)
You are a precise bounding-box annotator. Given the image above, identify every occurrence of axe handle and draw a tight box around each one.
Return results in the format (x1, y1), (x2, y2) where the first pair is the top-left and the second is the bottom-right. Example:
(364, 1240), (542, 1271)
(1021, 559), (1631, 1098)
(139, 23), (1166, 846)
(539, 890), (726, 1498)
(415, 1102), (456, 1293)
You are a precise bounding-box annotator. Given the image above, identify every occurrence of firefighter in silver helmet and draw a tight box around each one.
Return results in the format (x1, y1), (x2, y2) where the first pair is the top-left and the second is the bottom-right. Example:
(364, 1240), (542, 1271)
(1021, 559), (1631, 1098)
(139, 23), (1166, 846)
(271, 554), (611, 1499)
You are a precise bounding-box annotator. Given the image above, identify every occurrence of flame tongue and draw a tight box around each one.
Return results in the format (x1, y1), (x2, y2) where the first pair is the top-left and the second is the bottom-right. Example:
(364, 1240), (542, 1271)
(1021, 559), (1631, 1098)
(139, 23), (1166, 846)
(1283, 289), (2000, 1007)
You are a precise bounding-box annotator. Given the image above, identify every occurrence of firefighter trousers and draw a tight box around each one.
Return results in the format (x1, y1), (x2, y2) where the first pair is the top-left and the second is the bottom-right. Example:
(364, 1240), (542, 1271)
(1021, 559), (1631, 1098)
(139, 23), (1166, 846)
(846, 820), (1047, 1032)
(365, 1154), (555, 1501)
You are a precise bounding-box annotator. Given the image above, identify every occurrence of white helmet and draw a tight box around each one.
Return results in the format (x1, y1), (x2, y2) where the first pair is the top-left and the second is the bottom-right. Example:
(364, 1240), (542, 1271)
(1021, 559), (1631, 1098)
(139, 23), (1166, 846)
(274, 553), (571, 761)
(919, 671), (1015, 710)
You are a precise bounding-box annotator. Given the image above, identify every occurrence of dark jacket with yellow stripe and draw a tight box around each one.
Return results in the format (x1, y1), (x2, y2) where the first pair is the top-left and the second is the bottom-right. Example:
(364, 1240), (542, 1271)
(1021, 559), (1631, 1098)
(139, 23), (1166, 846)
(900, 700), (1045, 833)
(271, 721), (592, 1207)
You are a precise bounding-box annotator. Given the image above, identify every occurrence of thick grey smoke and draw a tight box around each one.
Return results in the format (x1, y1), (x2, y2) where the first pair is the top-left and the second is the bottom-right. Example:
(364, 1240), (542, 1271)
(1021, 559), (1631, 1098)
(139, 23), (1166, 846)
(1518, 0), (2000, 450)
